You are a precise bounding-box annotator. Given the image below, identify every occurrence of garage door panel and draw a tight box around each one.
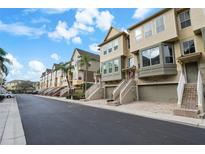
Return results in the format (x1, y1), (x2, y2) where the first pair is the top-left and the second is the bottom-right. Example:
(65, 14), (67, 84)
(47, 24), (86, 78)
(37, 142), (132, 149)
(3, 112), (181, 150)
(138, 84), (177, 103)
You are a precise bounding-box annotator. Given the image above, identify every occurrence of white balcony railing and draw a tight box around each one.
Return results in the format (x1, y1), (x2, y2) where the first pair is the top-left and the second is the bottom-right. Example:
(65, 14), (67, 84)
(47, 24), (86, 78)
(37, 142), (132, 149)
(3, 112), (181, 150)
(197, 70), (204, 112)
(177, 72), (186, 106)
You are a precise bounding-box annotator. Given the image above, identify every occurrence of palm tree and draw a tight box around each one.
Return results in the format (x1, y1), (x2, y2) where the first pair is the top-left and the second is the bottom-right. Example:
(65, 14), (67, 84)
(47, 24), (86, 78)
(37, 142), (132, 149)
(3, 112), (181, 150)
(55, 62), (74, 96)
(78, 54), (96, 92)
(0, 48), (11, 84)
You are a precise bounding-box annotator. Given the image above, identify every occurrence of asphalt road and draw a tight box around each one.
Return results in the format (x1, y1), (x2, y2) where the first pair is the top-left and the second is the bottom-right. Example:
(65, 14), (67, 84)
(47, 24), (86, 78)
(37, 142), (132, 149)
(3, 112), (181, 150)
(16, 95), (205, 145)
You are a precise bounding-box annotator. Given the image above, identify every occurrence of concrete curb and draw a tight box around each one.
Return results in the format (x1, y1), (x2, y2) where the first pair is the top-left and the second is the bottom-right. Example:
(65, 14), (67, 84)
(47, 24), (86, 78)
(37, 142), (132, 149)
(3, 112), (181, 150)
(36, 95), (205, 129)
(0, 98), (26, 145)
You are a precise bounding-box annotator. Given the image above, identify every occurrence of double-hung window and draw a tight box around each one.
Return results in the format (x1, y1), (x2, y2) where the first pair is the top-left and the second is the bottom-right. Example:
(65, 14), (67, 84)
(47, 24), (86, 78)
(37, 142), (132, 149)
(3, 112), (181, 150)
(135, 28), (142, 41)
(103, 45), (107, 55)
(113, 39), (119, 51)
(108, 42), (112, 53)
(179, 10), (191, 29)
(108, 61), (112, 73)
(144, 23), (153, 38)
(142, 47), (160, 67)
(114, 59), (119, 72)
(163, 44), (174, 64)
(156, 16), (165, 33)
(182, 40), (195, 54)
(103, 63), (107, 74)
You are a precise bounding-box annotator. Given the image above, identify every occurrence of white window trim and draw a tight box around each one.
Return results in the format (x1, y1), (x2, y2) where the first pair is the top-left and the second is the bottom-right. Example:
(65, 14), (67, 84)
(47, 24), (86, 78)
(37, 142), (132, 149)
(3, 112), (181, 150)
(178, 9), (191, 30)
(144, 22), (153, 38)
(113, 59), (119, 72)
(155, 15), (165, 33)
(135, 28), (142, 41)
(180, 38), (196, 55)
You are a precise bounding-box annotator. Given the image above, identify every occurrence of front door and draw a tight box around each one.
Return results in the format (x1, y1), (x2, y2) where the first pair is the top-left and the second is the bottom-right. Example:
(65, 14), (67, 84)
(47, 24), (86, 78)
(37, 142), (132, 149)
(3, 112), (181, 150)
(185, 62), (198, 83)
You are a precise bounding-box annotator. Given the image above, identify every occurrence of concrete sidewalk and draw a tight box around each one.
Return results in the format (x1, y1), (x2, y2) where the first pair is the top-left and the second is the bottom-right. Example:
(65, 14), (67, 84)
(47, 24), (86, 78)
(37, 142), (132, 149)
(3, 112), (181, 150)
(0, 98), (26, 145)
(37, 95), (205, 129)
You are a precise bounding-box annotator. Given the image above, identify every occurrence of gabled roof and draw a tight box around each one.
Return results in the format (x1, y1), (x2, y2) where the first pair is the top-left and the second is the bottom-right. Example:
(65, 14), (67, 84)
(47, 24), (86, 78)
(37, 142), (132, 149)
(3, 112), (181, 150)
(98, 26), (129, 47)
(103, 26), (121, 42)
(71, 48), (100, 61)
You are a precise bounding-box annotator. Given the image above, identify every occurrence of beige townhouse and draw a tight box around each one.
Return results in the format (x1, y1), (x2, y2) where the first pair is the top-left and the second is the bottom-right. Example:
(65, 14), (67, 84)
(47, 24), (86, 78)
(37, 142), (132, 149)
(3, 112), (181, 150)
(71, 48), (100, 88)
(39, 48), (99, 97)
(85, 27), (138, 105)
(128, 8), (205, 117)
(86, 8), (205, 118)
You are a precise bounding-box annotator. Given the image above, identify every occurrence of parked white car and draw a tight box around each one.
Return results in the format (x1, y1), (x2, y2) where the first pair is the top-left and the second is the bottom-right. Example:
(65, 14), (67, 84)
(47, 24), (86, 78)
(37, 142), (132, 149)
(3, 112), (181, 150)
(2, 92), (14, 98)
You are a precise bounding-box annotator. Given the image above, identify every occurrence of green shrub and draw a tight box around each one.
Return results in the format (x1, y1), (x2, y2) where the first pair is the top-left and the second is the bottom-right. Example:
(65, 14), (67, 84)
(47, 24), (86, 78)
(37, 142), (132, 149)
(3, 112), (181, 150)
(73, 90), (85, 100)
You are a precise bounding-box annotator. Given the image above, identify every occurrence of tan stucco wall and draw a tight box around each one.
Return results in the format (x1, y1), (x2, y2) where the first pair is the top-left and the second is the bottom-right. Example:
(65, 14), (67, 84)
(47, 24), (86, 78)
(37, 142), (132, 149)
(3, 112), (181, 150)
(129, 9), (178, 52)
(191, 8), (205, 32)
(105, 28), (120, 40)
(100, 34), (129, 62)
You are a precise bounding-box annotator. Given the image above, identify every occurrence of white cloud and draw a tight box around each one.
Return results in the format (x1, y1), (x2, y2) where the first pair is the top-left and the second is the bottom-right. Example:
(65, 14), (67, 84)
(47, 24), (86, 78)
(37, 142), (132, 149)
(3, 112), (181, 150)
(28, 60), (46, 73)
(48, 20), (77, 41)
(48, 9), (114, 43)
(5, 53), (23, 76)
(75, 8), (98, 25)
(31, 17), (50, 24)
(89, 43), (99, 52)
(23, 8), (70, 14)
(72, 36), (82, 44)
(73, 22), (94, 32)
(0, 20), (46, 38)
(51, 53), (60, 61)
(96, 10), (114, 31)
(132, 8), (153, 19)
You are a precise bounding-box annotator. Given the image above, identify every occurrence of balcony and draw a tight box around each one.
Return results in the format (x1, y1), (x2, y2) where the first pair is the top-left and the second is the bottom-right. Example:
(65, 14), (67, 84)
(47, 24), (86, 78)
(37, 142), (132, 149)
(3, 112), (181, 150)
(177, 52), (202, 64)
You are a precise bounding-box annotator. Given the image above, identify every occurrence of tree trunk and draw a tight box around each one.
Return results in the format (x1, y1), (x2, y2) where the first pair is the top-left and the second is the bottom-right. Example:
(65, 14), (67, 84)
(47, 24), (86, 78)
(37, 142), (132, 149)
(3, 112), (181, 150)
(85, 66), (88, 92)
(66, 75), (73, 99)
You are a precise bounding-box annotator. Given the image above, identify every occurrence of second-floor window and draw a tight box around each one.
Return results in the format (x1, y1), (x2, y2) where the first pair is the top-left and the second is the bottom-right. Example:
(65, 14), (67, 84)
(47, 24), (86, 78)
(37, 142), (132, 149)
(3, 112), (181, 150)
(114, 59), (119, 72)
(182, 40), (195, 54)
(113, 39), (119, 50)
(144, 23), (153, 38)
(103, 64), (107, 74)
(156, 16), (165, 33)
(108, 62), (112, 73)
(179, 10), (191, 29)
(142, 47), (160, 67)
(163, 44), (174, 64)
(135, 28), (142, 41)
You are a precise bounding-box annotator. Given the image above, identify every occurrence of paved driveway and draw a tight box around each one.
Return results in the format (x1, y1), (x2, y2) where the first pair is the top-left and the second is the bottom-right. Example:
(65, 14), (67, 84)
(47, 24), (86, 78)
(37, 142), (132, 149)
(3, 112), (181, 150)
(17, 94), (205, 145)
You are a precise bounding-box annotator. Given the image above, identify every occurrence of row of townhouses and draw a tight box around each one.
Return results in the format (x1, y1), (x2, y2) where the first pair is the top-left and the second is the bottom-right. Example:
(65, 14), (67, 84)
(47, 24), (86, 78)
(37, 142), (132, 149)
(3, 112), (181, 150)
(85, 8), (205, 118)
(39, 48), (100, 97)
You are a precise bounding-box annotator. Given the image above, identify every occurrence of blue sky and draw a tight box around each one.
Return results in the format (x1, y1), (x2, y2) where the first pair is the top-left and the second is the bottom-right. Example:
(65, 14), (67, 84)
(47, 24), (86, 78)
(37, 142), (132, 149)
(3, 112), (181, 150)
(0, 8), (160, 82)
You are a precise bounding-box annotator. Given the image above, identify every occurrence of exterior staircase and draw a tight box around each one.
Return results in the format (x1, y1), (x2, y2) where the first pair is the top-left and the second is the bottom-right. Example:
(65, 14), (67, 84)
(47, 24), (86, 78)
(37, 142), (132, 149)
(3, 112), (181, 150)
(85, 83), (104, 100)
(174, 83), (201, 118)
(107, 79), (137, 106)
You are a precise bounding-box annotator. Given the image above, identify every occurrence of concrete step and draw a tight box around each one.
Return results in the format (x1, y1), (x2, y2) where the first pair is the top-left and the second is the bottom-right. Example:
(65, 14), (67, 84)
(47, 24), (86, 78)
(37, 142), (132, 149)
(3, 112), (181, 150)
(173, 108), (200, 118)
(107, 99), (121, 106)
